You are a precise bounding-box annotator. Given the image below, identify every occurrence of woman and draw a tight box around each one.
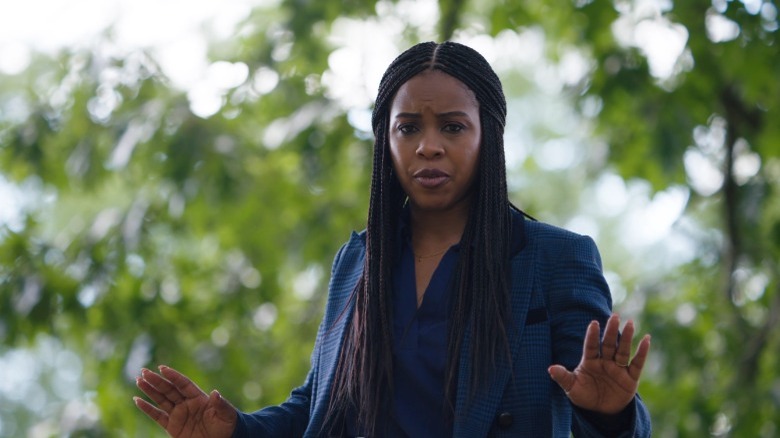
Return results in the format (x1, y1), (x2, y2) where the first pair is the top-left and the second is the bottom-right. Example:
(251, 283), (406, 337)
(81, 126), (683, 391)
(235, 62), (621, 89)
(135, 41), (652, 437)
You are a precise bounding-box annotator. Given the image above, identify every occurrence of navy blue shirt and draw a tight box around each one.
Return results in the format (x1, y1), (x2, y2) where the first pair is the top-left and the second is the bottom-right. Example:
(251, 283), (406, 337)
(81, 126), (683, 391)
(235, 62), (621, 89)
(390, 228), (459, 437)
(386, 209), (527, 437)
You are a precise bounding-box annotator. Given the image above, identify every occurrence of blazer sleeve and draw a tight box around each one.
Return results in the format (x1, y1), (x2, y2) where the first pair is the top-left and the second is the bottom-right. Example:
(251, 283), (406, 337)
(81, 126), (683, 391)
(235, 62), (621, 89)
(231, 370), (313, 438)
(231, 241), (352, 438)
(545, 232), (651, 438)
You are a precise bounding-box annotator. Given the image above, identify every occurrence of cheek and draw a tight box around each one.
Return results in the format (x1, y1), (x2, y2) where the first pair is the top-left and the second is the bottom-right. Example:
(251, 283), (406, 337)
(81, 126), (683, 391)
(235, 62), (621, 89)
(388, 141), (405, 172)
(465, 141), (481, 175)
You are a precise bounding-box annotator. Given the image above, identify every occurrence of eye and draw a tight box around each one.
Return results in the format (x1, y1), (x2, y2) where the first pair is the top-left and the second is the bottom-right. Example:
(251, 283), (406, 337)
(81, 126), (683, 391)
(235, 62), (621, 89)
(442, 123), (464, 133)
(398, 124), (418, 135)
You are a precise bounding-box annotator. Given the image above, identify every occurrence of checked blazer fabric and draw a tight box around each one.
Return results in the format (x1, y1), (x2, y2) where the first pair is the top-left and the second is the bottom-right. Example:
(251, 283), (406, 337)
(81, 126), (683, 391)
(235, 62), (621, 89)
(232, 217), (652, 438)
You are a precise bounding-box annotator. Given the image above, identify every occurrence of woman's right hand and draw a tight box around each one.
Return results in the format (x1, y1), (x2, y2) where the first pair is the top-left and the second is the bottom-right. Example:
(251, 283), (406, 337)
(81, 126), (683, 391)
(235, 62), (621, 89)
(134, 365), (238, 438)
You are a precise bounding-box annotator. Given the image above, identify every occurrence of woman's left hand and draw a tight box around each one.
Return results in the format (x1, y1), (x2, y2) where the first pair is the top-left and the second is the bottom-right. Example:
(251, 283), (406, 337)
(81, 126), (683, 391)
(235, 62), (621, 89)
(548, 313), (651, 415)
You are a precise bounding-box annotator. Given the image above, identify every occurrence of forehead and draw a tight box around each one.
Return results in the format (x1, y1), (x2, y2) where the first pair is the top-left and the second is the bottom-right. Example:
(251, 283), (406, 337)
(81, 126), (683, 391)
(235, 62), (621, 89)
(390, 70), (479, 112)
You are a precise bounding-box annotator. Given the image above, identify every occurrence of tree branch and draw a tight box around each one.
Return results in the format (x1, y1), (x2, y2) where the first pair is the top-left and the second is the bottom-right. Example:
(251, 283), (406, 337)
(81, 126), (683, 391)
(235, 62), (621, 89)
(438, 0), (467, 41)
(720, 84), (770, 386)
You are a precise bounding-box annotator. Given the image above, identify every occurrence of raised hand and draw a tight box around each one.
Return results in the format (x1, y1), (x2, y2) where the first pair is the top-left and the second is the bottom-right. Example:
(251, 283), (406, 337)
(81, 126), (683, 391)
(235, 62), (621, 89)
(548, 314), (651, 415)
(134, 366), (238, 438)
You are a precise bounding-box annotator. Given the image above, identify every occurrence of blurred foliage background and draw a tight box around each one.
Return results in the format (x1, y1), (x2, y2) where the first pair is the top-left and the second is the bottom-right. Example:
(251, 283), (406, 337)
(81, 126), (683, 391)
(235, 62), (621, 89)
(1, 0), (779, 436)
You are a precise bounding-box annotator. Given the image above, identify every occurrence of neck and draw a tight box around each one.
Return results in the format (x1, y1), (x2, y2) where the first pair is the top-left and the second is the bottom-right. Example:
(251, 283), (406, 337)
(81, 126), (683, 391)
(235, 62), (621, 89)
(409, 202), (471, 253)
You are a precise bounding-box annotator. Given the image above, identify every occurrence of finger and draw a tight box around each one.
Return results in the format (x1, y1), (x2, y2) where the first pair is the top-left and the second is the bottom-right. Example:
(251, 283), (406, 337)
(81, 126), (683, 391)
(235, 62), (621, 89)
(141, 368), (185, 404)
(581, 320), (601, 361)
(134, 396), (169, 429)
(159, 365), (207, 399)
(600, 314), (621, 360)
(614, 319), (635, 367)
(628, 334), (652, 380)
(548, 365), (576, 394)
(135, 372), (161, 399)
(136, 376), (175, 413)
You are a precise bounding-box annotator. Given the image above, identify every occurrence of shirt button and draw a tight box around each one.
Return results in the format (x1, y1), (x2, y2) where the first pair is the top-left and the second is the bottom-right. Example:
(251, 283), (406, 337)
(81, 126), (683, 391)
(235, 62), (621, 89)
(497, 412), (513, 429)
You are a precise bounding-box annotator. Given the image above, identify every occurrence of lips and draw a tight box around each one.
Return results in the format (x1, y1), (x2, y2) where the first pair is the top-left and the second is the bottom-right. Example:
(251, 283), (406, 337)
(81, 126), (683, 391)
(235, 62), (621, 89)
(413, 168), (450, 188)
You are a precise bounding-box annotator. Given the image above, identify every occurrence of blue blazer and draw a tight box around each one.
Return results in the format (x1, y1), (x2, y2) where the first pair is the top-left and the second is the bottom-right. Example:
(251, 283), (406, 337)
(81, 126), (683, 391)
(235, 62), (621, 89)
(233, 219), (652, 437)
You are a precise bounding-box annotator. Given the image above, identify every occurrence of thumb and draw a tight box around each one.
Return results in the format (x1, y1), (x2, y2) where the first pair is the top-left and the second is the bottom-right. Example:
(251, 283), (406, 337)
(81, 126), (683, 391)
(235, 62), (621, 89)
(209, 390), (238, 422)
(548, 365), (575, 394)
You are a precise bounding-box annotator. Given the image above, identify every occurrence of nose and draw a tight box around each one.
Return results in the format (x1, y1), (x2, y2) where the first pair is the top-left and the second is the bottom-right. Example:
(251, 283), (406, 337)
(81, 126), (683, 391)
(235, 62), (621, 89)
(416, 132), (444, 159)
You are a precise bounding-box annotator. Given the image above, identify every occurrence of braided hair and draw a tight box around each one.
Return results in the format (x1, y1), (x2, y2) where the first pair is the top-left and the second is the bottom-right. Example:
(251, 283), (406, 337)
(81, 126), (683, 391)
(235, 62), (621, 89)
(327, 41), (514, 436)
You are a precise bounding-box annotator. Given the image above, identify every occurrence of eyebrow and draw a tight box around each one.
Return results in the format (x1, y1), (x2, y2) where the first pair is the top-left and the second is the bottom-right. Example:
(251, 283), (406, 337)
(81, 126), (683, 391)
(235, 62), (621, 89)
(394, 111), (472, 119)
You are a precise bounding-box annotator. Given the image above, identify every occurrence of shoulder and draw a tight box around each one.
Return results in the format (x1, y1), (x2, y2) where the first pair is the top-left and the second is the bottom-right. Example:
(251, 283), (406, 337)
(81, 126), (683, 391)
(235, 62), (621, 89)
(517, 219), (603, 269)
(320, 231), (366, 327)
(524, 220), (598, 250)
(524, 219), (588, 243)
(326, 230), (366, 295)
(330, 230), (366, 274)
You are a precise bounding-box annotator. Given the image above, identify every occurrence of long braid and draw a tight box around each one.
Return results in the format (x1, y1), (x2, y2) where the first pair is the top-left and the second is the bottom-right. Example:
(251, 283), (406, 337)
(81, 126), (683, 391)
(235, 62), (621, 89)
(435, 42), (513, 405)
(328, 41), (515, 435)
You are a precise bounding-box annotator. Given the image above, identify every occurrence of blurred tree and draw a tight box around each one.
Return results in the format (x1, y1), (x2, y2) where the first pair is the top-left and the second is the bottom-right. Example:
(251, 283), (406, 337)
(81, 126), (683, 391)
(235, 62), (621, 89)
(558, 2), (780, 436)
(0, 0), (778, 437)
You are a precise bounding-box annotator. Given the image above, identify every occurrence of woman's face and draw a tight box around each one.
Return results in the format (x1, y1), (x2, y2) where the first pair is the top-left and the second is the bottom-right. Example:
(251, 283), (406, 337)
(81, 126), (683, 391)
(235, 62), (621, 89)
(388, 70), (481, 215)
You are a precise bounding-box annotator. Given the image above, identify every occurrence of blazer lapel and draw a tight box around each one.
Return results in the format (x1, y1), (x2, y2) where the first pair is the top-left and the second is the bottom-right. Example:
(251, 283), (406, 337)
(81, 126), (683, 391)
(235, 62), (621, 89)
(453, 218), (536, 437)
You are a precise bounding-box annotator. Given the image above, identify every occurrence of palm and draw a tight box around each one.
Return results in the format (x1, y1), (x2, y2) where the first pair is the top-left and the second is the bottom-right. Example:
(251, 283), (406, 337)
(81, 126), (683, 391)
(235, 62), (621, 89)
(135, 366), (237, 438)
(549, 314), (651, 415)
(164, 394), (234, 437)
(565, 354), (639, 414)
